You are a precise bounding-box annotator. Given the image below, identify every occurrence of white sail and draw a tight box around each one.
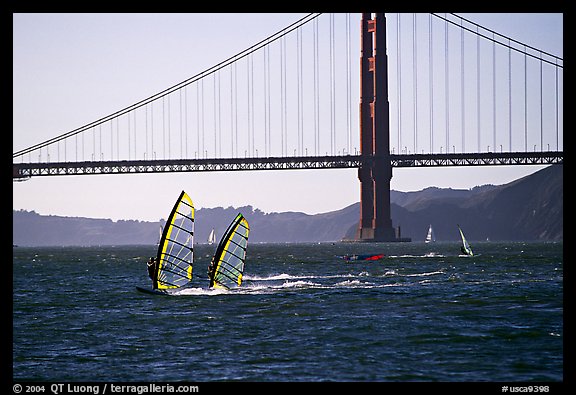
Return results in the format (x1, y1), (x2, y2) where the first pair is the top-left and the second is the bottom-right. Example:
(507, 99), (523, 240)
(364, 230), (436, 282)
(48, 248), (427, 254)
(208, 228), (216, 245)
(458, 225), (473, 256)
(425, 224), (435, 243)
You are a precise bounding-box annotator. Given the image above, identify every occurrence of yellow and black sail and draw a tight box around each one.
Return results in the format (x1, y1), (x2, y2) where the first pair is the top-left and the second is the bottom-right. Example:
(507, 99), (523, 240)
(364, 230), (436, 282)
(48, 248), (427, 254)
(209, 213), (249, 289)
(154, 191), (195, 290)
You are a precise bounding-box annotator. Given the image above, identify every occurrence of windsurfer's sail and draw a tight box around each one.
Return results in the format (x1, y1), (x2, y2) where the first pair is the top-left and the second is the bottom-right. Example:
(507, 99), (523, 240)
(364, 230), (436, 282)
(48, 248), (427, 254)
(154, 191), (195, 290)
(457, 224), (473, 256)
(425, 224), (436, 243)
(208, 228), (216, 245)
(209, 213), (250, 289)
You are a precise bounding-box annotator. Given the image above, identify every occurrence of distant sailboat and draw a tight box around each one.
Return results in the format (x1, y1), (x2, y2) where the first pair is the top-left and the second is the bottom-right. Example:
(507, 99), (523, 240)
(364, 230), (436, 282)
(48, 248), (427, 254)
(457, 224), (473, 256)
(208, 228), (216, 245)
(425, 224), (436, 243)
(158, 224), (163, 244)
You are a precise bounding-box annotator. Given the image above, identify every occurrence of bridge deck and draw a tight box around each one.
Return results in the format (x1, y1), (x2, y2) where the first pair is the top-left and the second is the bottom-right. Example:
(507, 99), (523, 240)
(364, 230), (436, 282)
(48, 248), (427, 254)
(12, 152), (563, 179)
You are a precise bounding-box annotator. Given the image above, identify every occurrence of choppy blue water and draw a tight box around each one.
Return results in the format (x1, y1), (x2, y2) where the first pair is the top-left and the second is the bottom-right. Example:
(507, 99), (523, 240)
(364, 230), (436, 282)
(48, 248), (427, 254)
(13, 242), (563, 382)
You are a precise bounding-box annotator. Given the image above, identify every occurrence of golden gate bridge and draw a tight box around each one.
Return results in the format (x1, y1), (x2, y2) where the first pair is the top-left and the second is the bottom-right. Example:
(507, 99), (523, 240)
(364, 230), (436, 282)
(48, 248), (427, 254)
(13, 13), (563, 241)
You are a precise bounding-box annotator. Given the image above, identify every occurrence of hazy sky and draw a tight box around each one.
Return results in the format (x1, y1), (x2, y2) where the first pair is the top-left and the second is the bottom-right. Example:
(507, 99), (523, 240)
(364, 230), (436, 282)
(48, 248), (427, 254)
(13, 13), (563, 222)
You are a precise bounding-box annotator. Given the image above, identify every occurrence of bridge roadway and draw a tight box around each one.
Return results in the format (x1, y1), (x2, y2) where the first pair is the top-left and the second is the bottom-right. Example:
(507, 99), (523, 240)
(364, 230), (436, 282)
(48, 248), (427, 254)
(12, 151), (563, 180)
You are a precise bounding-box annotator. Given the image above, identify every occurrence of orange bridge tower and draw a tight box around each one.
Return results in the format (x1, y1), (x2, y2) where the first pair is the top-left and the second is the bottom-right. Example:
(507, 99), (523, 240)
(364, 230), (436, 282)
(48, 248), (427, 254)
(355, 13), (409, 242)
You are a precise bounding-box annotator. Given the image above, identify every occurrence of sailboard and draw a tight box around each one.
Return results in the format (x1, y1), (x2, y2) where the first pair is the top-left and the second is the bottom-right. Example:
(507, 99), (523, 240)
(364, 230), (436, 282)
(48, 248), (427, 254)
(208, 213), (250, 289)
(457, 224), (473, 256)
(340, 253), (385, 262)
(137, 190), (195, 295)
(425, 224), (436, 243)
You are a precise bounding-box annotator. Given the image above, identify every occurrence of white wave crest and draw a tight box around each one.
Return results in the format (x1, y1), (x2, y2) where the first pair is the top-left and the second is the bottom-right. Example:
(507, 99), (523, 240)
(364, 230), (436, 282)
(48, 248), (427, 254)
(405, 270), (445, 277)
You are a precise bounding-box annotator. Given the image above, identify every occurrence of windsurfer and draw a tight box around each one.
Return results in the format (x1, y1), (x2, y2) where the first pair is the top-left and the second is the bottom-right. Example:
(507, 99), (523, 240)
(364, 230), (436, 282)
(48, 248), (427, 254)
(207, 257), (215, 279)
(147, 257), (156, 282)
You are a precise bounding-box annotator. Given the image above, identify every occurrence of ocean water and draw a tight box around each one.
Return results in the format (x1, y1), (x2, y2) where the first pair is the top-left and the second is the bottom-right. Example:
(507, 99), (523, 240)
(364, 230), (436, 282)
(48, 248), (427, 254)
(12, 242), (563, 382)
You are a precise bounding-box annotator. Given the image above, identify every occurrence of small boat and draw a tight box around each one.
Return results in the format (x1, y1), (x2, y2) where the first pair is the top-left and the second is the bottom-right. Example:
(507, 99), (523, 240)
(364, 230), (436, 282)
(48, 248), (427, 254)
(457, 224), (473, 256)
(208, 213), (250, 289)
(340, 253), (385, 262)
(207, 228), (216, 245)
(425, 224), (436, 243)
(136, 190), (195, 295)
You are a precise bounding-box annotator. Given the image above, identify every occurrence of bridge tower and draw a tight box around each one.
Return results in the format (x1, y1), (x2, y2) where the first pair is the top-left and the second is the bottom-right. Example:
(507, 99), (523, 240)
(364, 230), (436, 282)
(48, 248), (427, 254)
(355, 13), (404, 242)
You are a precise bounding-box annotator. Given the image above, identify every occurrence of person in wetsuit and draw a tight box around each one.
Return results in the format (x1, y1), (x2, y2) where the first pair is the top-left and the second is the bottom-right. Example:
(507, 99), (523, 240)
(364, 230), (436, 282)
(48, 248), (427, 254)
(207, 257), (216, 280)
(147, 257), (157, 284)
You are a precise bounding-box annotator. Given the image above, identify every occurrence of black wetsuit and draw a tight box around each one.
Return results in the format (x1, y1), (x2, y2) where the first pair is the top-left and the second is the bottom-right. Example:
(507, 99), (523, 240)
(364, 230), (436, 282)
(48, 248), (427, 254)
(147, 260), (156, 279)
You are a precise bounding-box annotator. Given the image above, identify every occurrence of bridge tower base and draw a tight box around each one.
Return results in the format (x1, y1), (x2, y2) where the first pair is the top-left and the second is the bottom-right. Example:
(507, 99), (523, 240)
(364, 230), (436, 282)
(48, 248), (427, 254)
(354, 12), (411, 243)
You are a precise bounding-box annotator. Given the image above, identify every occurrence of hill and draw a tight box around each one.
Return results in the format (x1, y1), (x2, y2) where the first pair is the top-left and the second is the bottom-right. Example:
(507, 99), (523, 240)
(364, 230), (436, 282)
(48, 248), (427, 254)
(344, 164), (563, 241)
(13, 165), (562, 246)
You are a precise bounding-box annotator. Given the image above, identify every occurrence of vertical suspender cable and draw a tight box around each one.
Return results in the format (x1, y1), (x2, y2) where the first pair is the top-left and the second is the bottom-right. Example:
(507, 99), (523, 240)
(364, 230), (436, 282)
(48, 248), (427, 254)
(312, 21), (317, 156)
(346, 13), (351, 155)
(251, 55), (255, 156)
(540, 52), (543, 151)
(413, 13), (417, 154)
(110, 122), (113, 160)
(234, 63), (238, 157)
(196, 84), (200, 159)
(93, 127), (96, 161)
(477, 26), (480, 153)
(162, 96), (166, 158)
(127, 112), (131, 161)
(134, 111), (138, 159)
(461, 18), (465, 152)
(492, 33), (496, 152)
(218, 72), (222, 157)
(296, 27), (302, 156)
(167, 94), (171, 159)
(213, 74), (217, 158)
(280, 35), (285, 156)
(269, 46), (272, 156)
(555, 59), (559, 150)
(429, 13), (433, 153)
(246, 56), (251, 157)
(185, 85), (188, 158)
(200, 79), (204, 158)
(267, 45), (271, 156)
(508, 39), (512, 151)
(284, 35), (289, 157)
(230, 65), (234, 158)
(330, 13), (336, 155)
(229, 66), (233, 158)
(99, 124), (103, 160)
(300, 24), (306, 155)
(263, 48), (268, 157)
(181, 88), (185, 158)
(314, 19), (320, 155)
(524, 46), (527, 152)
(445, 14), (449, 153)
(82, 129), (85, 161)
(397, 13), (402, 152)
